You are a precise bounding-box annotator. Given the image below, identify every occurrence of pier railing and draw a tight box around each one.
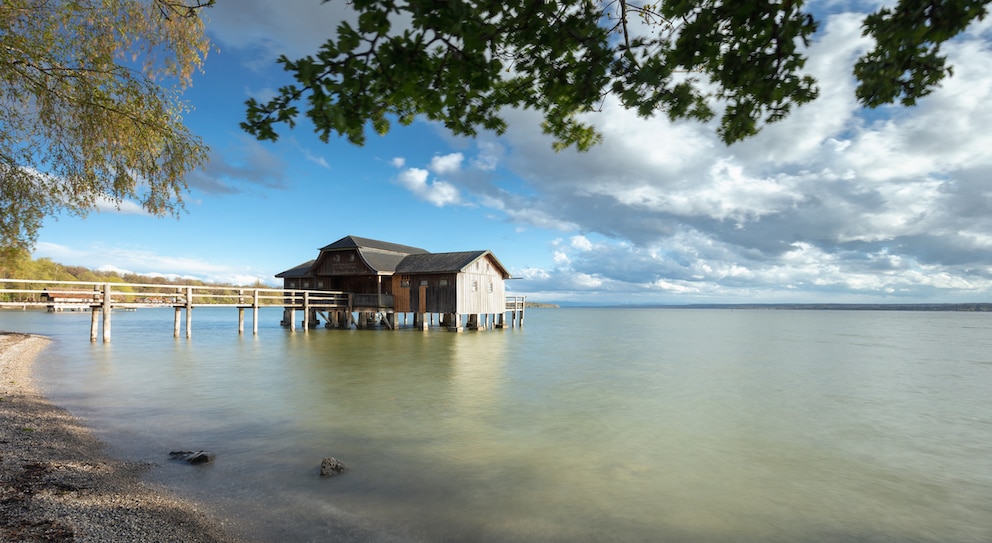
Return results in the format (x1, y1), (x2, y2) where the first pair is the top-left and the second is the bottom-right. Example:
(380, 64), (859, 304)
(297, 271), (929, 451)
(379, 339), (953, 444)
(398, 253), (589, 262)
(1, 279), (527, 341)
(0, 278), (350, 341)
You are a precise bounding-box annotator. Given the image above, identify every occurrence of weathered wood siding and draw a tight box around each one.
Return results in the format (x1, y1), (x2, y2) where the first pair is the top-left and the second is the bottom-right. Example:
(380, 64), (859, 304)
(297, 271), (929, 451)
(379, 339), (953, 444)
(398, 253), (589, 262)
(391, 275), (411, 312)
(456, 255), (506, 314)
(314, 249), (371, 276)
(394, 273), (458, 313)
(308, 250), (394, 295)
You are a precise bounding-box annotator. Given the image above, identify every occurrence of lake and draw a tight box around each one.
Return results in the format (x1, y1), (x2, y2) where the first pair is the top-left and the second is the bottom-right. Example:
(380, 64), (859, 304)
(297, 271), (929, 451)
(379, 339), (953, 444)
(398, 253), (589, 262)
(2, 307), (991, 542)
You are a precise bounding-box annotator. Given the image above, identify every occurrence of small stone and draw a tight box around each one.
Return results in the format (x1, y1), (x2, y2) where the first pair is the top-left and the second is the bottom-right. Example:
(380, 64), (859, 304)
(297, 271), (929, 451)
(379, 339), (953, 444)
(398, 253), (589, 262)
(168, 450), (215, 464)
(186, 451), (215, 464)
(319, 457), (345, 477)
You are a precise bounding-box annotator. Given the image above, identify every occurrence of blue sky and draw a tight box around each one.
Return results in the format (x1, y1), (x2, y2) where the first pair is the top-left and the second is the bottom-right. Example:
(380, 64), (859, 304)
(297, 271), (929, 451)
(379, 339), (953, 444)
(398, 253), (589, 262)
(31, 1), (992, 305)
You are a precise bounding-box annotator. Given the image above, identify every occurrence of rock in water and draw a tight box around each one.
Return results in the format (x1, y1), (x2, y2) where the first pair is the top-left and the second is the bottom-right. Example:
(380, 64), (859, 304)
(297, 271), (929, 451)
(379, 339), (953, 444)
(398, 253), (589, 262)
(187, 451), (215, 464)
(169, 450), (215, 465)
(320, 457), (345, 477)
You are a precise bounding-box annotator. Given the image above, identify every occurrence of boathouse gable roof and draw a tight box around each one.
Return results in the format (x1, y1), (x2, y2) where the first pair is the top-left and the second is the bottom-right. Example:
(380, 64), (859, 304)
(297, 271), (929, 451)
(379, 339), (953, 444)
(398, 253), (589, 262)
(278, 236), (511, 280)
(397, 251), (511, 278)
(319, 235), (428, 255)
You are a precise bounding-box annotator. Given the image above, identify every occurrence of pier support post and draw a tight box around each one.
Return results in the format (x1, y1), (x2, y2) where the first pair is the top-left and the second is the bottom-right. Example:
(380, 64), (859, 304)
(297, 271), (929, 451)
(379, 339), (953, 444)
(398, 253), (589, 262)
(467, 314), (483, 330)
(185, 287), (193, 338)
(238, 307), (245, 334)
(90, 306), (99, 341)
(252, 290), (260, 336)
(302, 291), (310, 331)
(413, 313), (427, 330)
(448, 313), (463, 332)
(174, 307), (181, 337)
(102, 283), (112, 342)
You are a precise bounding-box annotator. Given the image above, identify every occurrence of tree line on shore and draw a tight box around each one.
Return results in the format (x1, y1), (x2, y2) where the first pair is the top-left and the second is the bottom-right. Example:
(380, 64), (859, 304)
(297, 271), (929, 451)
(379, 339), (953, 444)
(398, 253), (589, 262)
(0, 256), (262, 305)
(1, 256), (258, 288)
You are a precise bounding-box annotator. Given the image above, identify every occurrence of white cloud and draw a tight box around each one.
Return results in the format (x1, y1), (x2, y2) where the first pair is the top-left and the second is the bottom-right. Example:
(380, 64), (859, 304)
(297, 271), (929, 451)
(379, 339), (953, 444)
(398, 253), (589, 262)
(570, 235), (594, 251)
(396, 168), (461, 206)
(429, 153), (464, 174)
(33, 242), (276, 286)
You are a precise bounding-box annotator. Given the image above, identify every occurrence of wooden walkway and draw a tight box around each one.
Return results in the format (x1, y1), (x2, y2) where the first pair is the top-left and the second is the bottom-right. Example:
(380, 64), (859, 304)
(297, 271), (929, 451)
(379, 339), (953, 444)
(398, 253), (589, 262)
(0, 279), (525, 342)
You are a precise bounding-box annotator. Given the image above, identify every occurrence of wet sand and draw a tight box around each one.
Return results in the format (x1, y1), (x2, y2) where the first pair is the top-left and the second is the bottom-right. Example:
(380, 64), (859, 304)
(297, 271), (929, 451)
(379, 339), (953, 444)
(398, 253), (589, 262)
(0, 331), (244, 542)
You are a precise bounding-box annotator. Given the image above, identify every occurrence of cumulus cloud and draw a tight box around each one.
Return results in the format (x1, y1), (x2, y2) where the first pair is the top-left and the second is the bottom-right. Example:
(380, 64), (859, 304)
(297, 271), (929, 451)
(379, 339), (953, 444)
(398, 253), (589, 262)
(429, 153), (464, 175)
(395, 167), (461, 207)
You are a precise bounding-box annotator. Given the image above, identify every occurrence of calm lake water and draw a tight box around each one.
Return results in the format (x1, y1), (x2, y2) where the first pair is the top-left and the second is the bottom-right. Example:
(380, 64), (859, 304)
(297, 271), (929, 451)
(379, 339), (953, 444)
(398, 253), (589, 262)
(2, 307), (991, 542)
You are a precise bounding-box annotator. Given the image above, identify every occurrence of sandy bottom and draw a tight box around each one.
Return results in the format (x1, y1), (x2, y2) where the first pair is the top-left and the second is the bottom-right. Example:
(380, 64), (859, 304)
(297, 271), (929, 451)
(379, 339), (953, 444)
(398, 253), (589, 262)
(0, 331), (244, 542)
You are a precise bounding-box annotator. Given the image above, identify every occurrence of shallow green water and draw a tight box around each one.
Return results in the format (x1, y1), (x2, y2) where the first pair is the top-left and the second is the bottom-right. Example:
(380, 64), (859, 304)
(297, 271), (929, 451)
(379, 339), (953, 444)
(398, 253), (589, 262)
(3, 307), (991, 542)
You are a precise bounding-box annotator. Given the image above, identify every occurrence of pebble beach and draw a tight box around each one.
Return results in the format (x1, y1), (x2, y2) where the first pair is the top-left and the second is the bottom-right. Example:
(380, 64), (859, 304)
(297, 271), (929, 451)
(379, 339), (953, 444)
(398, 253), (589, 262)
(0, 331), (243, 542)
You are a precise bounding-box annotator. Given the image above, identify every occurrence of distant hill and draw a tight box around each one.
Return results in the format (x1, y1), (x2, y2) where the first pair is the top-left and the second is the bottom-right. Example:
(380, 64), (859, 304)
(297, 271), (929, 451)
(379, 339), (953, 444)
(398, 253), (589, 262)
(0, 256), (258, 288)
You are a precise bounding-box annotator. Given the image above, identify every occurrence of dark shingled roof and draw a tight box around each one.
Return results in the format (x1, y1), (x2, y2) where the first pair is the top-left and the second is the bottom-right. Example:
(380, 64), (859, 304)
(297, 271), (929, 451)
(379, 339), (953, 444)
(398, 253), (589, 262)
(359, 248), (409, 273)
(397, 251), (511, 278)
(276, 236), (512, 280)
(274, 260), (315, 278)
(396, 251), (487, 273)
(320, 235), (428, 255)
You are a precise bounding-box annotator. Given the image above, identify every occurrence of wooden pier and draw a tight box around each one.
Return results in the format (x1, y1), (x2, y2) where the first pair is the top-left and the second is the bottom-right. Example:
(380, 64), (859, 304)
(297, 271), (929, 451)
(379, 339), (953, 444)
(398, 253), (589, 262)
(0, 279), (525, 342)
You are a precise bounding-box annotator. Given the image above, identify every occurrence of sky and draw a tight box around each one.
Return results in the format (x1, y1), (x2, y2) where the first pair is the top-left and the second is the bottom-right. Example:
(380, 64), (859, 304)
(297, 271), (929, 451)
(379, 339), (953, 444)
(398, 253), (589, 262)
(30, 1), (992, 305)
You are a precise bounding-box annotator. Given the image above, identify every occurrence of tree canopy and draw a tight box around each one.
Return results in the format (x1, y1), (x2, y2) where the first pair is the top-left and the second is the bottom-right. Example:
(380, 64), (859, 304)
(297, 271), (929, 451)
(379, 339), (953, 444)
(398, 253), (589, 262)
(243, 0), (990, 152)
(0, 0), (213, 260)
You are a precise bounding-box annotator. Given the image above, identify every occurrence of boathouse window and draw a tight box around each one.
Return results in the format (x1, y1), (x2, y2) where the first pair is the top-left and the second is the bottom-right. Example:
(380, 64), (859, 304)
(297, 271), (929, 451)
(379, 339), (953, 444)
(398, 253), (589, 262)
(401, 279), (410, 288)
(439, 279), (448, 287)
(471, 280), (478, 292)
(487, 282), (493, 293)
(333, 254), (340, 262)
(349, 254), (355, 262)
(420, 280), (429, 287)
(317, 281), (324, 288)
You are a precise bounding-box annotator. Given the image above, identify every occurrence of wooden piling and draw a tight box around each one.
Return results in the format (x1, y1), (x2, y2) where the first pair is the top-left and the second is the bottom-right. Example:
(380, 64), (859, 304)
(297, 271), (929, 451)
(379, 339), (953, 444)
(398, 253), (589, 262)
(102, 283), (112, 342)
(252, 289), (259, 335)
(185, 287), (193, 338)
(90, 306), (99, 341)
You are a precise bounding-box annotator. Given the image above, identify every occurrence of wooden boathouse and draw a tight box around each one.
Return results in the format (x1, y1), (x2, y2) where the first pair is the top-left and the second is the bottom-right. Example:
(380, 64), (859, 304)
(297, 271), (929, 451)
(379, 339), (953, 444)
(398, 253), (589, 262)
(276, 235), (521, 331)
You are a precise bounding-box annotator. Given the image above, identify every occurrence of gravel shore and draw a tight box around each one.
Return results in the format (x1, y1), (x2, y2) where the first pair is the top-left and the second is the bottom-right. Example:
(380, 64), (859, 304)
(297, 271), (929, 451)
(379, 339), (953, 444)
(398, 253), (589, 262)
(1, 331), (244, 543)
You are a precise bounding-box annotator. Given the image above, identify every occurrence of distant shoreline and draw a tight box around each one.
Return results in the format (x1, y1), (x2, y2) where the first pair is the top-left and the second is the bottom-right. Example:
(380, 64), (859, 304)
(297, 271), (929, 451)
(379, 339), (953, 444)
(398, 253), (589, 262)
(546, 303), (992, 311)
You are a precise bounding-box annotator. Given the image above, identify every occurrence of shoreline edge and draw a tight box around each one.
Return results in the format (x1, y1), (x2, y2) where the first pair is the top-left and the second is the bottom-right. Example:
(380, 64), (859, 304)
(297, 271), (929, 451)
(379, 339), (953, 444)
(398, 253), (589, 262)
(1, 331), (244, 542)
